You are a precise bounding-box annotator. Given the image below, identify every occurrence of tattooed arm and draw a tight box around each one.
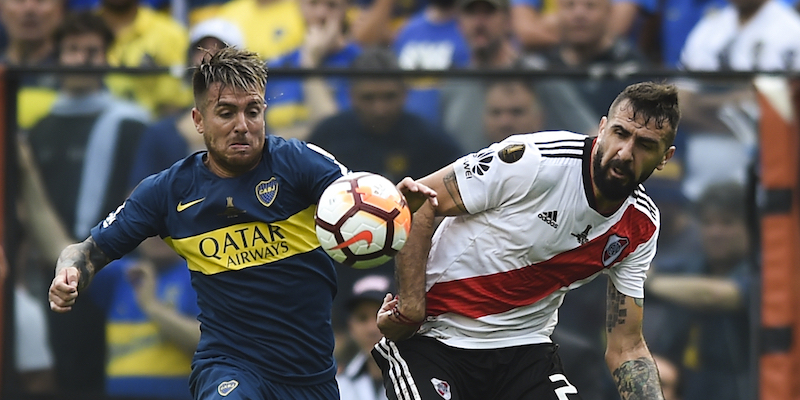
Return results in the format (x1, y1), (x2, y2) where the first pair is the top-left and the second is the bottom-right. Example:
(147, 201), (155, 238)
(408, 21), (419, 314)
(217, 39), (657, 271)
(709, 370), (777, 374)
(48, 236), (111, 313)
(605, 279), (665, 400)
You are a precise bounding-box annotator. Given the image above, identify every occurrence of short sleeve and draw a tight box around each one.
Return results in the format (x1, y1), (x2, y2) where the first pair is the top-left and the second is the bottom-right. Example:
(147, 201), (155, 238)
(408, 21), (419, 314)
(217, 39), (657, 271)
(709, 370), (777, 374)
(91, 174), (167, 260)
(453, 138), (541, 214)
(292, 140), (349, 202)
(606, 226), (659, 298)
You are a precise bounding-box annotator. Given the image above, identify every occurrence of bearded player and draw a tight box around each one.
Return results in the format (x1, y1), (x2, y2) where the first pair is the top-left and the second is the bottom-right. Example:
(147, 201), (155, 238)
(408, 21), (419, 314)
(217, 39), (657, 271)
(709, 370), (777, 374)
(375, 82), (678, 400)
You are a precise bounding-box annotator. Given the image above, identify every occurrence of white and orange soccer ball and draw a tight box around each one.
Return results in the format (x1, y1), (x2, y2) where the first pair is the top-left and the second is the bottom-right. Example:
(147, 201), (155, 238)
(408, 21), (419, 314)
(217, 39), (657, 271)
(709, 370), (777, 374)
(315, 172), (412, 269)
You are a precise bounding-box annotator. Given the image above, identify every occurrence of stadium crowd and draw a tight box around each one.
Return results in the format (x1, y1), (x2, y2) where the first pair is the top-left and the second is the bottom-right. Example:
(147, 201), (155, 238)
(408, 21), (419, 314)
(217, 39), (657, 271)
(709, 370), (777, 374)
(5, 0), (776, 396)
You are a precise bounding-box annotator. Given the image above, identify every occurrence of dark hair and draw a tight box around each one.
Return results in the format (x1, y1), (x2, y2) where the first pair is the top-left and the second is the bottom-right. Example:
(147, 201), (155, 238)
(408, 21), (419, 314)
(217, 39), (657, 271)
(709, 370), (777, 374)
(695, 181), (746, 220)
(53, 12), (115, 51)
(608, 82), (681, 145)
(192, 46), (267, 108)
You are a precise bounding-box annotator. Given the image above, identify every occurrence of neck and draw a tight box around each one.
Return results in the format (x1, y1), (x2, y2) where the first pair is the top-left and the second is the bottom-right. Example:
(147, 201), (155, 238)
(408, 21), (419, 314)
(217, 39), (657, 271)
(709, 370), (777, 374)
(101, 5), (139, 33)
(6, 39), (53, 65)
(560, 36), (613, 67)
(203, 153), (262, 178)
(425, 4), (457, 22)
(472, 40), (518, 69)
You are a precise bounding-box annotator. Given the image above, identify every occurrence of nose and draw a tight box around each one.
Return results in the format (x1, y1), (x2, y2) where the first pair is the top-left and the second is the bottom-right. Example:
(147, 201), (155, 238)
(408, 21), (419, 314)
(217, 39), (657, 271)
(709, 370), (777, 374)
(232, 111), (248, 134)
(617, 137), (635, 162)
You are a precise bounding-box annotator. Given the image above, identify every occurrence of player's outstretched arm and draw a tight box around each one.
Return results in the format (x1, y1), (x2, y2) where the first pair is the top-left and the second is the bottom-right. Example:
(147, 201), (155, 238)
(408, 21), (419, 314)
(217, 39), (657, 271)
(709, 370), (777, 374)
(377, 202), (436, 341)
(49, 236), (111, 313)
(604, 279), (665, 400)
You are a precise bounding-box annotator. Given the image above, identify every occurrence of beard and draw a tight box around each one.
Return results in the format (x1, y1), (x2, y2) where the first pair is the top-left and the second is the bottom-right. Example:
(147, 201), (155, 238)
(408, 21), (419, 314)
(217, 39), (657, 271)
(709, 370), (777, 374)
(592, 147), (645, 202)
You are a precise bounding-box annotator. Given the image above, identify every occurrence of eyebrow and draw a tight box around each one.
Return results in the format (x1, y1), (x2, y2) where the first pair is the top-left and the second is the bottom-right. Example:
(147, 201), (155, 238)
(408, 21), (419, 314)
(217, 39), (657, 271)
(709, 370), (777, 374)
(612, 124), (661, 146)
(215, 99), (264, 109)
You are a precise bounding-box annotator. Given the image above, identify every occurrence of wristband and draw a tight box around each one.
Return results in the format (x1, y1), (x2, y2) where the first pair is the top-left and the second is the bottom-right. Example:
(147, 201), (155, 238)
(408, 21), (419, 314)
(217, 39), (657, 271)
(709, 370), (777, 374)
(391, 305), (423, 326)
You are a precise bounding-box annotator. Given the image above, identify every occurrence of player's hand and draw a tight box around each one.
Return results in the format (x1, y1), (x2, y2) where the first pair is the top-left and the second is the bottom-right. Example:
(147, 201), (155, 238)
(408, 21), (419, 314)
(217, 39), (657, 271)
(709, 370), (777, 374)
(49, 266), (80, 312)
(397, 177), (438, 212)
(377, 293), (420, 341)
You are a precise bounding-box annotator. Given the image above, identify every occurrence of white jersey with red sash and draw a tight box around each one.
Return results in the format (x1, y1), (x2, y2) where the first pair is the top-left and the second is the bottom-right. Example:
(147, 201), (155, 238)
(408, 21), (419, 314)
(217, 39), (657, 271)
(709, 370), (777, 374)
(420, 130), (659, 350)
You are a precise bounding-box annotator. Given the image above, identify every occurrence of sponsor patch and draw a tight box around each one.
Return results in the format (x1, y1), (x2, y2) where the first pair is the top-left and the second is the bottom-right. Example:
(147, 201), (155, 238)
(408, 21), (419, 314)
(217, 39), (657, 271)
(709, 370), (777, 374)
(498, 143), (525, 163)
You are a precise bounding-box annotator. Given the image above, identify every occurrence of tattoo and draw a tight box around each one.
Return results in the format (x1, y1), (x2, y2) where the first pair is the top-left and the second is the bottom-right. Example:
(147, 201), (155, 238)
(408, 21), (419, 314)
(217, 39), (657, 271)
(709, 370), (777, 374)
(443, 170), (467, 213)
(612, 357), (665, 400)
(58, 237), (110, 291)
(606, 281), (628, 333)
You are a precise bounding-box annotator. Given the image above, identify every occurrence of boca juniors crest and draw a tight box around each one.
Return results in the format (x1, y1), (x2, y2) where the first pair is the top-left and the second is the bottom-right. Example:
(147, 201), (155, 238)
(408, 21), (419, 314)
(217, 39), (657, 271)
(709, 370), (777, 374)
(256, 178), (279, 207)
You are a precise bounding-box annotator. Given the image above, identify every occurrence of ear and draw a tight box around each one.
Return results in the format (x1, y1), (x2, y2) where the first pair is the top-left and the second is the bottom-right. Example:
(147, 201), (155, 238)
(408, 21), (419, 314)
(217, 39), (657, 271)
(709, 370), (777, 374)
(192, 108), (204, 135)
(656, 146), (676, 170)
(597, 116), (608, 137)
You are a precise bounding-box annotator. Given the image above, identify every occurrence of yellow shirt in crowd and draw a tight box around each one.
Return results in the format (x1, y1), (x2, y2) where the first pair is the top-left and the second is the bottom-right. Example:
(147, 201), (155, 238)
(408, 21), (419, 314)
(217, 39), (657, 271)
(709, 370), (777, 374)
(218, 0), (305, 61)
(104, 6), (193, 116)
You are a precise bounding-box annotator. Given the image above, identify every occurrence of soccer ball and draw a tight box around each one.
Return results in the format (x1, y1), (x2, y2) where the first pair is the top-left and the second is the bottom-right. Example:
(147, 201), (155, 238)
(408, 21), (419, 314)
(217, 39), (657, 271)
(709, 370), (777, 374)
(315, 172), (412, 269)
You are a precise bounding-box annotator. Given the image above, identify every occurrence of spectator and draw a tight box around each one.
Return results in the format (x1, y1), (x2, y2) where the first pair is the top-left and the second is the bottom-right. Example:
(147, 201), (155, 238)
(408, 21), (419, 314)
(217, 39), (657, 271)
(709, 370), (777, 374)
(608, 0), (656, 43)
(654, 0), (726, 67)
(675, 0), (790, 197)
(510, 0), (560, 51)
(0, 0), (63, 129)
(440, 0), (518, 151)
(217, 0), (304, 61)
(19, 12), (149, 395)
(308, 47), (462, 184)
(392, 0), (469, 124)
(337, 273), (394, 400)
(520, 0), (648, 134)
(680, 0), (800, 71)
(646, 181), (755, 400)
(349, 0), (426, 46)
(266, 0), (360, 140)
(100, 0), (192, 116)
(482, 79), (544, 144)
(89, 237), (199, 400)
(127, 18), (244, 188)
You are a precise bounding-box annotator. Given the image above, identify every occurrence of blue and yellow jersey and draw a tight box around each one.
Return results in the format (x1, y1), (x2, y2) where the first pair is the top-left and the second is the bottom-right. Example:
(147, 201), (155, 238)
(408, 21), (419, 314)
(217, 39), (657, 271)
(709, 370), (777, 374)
(90, 258), (199, 399)
(91, 135), (348, 385)
(265, 44), (361, 130)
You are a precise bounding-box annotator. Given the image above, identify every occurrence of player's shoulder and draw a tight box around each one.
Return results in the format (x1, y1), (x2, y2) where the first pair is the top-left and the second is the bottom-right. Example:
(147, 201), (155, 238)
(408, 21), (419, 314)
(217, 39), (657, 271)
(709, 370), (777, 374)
(266, 135), (344, 171)
(631, 184), (660, 226)
(136, 151), (204, 192)
(515, 130), (588, 160)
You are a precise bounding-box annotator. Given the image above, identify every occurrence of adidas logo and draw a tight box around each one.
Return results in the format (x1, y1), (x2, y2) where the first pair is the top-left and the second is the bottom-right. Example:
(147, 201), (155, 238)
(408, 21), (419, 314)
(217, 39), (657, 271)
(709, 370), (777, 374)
(538, 210), (558, 228)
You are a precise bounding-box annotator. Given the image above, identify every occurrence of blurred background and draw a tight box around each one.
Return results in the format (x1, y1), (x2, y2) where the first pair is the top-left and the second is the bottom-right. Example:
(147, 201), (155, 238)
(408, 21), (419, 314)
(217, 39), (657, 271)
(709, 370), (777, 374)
(1, 0), (799, 398)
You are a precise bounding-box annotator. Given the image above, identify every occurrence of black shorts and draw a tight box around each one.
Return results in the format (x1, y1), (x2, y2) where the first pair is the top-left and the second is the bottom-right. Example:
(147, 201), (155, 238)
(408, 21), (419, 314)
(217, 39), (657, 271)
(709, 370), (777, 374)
(371, 336), (583, 400)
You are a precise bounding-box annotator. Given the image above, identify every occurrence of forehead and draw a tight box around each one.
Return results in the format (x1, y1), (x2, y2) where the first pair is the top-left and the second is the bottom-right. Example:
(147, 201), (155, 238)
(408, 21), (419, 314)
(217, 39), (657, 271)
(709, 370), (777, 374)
(486, 84), (533, 105)
(609, 100), (672, 141)
(206, 82), (264, 107)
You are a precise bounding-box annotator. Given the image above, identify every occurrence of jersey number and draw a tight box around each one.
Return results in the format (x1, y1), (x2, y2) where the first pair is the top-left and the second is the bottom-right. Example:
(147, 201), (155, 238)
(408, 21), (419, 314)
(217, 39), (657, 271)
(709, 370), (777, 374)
(549, 374), (578, 400)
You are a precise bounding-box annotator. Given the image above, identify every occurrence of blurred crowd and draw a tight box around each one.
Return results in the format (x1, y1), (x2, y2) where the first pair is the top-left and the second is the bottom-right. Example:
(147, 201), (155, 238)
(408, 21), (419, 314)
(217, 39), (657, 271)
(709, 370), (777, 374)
(4, 0), (773, 397)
